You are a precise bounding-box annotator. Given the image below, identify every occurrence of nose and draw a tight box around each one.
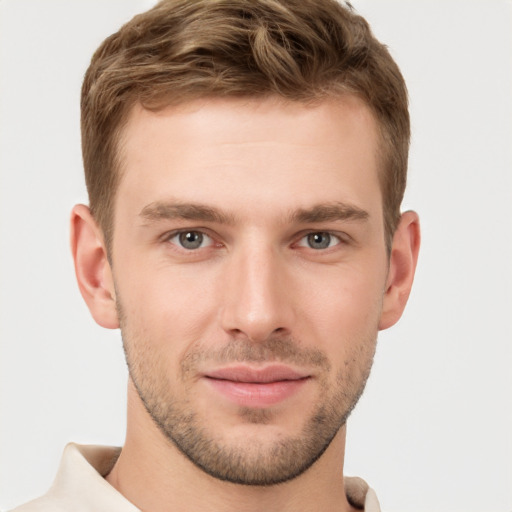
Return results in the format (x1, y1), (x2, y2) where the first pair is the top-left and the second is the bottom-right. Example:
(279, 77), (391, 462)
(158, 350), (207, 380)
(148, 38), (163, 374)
(220, 243), (295, 342)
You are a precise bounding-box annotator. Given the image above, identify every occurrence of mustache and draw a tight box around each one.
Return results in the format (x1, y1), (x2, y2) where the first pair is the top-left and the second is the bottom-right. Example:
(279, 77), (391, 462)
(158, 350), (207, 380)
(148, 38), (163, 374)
(181, 336), (331, 373)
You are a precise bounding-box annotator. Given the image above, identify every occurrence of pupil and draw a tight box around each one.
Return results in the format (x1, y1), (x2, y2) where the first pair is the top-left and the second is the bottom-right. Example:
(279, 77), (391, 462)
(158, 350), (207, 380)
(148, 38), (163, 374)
(180, 231), (203, 249)
(308, 232), (330, 249)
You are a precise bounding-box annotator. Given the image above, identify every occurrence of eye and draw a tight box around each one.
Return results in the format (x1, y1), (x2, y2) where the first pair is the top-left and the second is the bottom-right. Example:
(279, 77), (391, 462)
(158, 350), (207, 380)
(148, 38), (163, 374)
(298, 232), (341, 250)
(169, 230), (213, 250)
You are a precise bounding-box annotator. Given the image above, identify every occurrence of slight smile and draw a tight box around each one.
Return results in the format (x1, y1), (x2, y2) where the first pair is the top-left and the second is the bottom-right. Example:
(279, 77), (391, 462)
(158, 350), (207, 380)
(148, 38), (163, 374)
(203, 365), (311, 408)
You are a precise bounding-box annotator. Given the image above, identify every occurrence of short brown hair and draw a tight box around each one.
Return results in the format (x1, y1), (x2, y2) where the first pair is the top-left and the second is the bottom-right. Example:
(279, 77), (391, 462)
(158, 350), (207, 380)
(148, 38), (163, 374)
(81, 0), (409, 251)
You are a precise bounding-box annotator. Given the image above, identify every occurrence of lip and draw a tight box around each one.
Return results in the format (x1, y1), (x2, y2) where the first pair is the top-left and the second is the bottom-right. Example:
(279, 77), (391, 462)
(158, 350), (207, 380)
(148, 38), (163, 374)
(203, 365), (310, 408)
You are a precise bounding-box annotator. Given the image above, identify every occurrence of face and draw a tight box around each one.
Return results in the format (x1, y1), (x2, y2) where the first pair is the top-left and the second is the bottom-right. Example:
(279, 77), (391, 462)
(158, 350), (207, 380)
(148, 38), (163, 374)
(111, 96), (389, 485)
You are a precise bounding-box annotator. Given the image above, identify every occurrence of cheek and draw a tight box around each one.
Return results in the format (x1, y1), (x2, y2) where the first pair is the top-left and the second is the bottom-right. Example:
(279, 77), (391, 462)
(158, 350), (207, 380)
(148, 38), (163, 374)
(296, 263), (386, 352)
(115, 259), (222, 350)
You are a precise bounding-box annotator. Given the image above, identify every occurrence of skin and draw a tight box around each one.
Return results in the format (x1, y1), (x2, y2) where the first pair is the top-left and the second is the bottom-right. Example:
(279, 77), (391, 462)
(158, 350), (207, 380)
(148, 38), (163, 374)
(71, 95), (420, 512)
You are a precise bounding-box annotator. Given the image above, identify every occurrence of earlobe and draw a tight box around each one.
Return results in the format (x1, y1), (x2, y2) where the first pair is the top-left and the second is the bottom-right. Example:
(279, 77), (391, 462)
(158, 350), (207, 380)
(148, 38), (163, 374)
(70, 204), (119, 329)
(379, 210), (420, 330)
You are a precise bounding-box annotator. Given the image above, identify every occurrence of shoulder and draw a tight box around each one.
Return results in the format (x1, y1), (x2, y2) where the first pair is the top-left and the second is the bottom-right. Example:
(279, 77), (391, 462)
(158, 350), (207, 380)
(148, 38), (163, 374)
(7, 490), (68, 512)
(345, 476), (381, 512)
(6, 443), (136, 512)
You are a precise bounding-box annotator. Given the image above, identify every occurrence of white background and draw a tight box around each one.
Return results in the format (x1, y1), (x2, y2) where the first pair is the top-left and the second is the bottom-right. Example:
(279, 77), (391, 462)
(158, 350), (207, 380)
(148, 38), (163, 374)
(0, 1), (511, 511)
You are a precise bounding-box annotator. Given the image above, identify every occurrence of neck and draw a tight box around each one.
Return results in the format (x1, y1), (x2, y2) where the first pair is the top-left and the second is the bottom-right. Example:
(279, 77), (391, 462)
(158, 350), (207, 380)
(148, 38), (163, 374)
(106, 381), (358, 512)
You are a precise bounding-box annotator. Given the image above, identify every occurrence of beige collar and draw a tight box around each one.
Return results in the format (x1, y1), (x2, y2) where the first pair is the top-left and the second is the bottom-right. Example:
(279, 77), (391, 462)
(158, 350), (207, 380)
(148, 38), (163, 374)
(13, 443), (380, 512)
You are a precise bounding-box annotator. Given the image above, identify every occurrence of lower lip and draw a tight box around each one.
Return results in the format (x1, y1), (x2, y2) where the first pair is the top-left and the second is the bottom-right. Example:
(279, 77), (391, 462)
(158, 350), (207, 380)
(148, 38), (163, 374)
(205, 378), (309, 408)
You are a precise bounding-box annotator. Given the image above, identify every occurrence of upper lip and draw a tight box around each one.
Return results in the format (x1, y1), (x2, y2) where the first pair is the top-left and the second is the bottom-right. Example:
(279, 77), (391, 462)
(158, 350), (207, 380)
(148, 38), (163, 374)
(204, 365), (309, 383)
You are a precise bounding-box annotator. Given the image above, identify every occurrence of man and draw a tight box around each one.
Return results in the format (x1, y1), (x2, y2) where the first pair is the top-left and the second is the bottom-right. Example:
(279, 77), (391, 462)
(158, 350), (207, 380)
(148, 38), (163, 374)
(11, 0), (420, 510)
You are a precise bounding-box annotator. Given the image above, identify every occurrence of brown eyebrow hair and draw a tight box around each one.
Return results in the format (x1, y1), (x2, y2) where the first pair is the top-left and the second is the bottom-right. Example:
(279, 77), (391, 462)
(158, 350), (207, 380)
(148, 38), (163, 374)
(290, 202), (369, 224)
(140, 200), (368, 226)
(139, 201), (236, 225)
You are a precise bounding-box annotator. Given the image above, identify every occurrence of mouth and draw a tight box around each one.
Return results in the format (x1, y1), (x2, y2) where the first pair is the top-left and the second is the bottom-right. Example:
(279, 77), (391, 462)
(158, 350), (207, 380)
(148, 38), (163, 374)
(202, 365), (311, 408)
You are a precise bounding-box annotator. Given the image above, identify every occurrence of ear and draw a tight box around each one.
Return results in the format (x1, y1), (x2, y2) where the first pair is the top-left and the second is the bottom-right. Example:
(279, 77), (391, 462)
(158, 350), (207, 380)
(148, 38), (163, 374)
(70, 204), (119, 329)
(379, 210), (420, 330)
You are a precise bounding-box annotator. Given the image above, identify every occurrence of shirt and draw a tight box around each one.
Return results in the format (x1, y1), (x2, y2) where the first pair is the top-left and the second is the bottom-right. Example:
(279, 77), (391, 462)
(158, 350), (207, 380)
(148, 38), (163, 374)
(9, 443), (381, 511)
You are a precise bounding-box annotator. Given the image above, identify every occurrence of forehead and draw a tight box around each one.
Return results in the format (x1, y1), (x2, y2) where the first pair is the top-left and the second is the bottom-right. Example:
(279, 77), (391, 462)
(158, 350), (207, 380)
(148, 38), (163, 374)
(122, 94), (378, 145)
(116, 95), (382, 220)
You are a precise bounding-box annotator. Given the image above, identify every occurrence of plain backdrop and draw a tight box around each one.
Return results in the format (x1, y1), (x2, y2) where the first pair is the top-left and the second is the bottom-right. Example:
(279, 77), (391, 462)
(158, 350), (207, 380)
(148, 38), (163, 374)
(0, 1), (511, 511)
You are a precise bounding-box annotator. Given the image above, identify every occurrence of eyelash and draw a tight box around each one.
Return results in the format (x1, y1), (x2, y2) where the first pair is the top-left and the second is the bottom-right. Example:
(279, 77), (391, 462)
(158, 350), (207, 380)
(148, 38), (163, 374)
(295, 231), (345, 250)
(163, 229), (348, 252)
(165, 230), (217, 251)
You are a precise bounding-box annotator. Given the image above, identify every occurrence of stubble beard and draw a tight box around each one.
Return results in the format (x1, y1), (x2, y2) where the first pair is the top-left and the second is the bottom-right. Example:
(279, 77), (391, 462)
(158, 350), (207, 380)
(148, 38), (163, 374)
(119, 307), (377, 486)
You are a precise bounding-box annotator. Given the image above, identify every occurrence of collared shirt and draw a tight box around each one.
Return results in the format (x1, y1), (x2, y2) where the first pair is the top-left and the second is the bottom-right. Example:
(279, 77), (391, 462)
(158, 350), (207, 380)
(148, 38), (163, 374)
(10, 443), (381, 511)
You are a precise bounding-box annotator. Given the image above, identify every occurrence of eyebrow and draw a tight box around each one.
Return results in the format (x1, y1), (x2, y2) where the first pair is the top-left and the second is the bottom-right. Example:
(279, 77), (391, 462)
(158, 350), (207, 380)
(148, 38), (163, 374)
(139, 200), (369, 226)
(139, 201), (236, 225)
(290, 202), (369, 224)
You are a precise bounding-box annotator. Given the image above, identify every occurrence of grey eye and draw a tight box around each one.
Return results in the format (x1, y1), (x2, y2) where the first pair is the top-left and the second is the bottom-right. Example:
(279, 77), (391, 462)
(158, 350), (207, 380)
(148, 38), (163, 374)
(178, 231), (204, 250)
(307, 232), (332, 249)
